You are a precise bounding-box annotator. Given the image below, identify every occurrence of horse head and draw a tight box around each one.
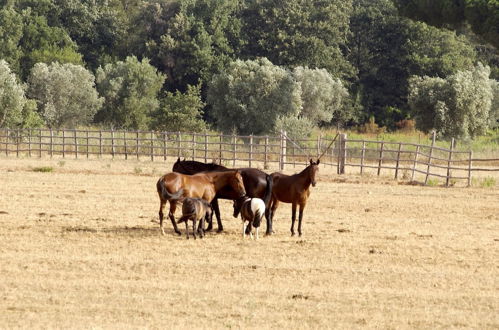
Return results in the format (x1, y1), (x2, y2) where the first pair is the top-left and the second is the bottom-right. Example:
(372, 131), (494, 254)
(233, 196), (250, 218)
(230, 170), (246, 198)
(308, 158), (320, 187)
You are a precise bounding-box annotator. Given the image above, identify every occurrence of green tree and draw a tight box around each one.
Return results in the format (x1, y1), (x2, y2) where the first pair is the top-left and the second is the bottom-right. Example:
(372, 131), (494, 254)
(240, 0), (355, 80)
(0, 60), (25, 127)
(27, 62), (103, 128)
(95, 56), (166, 130)
(408, 63), (493, 138)
(393, 0), (499, 48)
(207, 58), (301, 135)
(0, 8), (23, 74)
(489, 79), (499, 128)
(151, 84), (206, 132)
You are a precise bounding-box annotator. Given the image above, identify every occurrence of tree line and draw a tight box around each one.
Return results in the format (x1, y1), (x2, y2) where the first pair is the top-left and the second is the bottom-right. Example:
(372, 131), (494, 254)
(0, 0), (498, 139)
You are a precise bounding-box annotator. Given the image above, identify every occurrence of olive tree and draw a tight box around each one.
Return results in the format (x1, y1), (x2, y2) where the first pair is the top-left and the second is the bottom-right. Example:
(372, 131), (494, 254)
(95, 56), (165, 130)
(409, 63), (493, 138)
(27, 62), (103, 128)
(0, 59), (24, 127)
(207, 58), (301, 136)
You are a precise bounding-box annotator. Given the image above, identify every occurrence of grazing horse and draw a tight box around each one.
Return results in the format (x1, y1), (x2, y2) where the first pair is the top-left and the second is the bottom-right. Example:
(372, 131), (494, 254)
(156, 170), (246, 235)
(177, 198), (213, 239)
(172, 158), (274, 234)
(233, 197), (265, 239)
(269, 159), (320, 237)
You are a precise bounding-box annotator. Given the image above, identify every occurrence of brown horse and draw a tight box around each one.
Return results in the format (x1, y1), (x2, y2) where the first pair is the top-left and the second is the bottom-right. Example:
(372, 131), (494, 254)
(156, 170), (246, 235)
(269, 159), (320, 236)
(172, 158), (273, 234)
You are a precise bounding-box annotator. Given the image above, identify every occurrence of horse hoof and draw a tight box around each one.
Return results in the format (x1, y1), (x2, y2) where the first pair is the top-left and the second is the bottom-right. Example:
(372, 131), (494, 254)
(217, 228), (224, 233)
(291, 233), (295, 237)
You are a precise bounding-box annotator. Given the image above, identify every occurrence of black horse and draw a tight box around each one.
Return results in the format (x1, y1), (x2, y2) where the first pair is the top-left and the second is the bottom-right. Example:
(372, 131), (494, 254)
(172, 158), (274, 235)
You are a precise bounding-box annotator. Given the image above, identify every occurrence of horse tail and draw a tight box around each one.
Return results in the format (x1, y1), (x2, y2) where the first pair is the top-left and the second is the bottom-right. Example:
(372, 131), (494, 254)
(157, 179), (184, 201)
(263, 174), (273, 208)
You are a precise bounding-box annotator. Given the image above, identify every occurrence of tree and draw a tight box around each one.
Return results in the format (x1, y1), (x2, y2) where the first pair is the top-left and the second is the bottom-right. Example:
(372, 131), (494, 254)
(27, 62), (103, 128)
(151, 84), (206, 132)
(0, 8), (23, 74)
(393, 0), (499, 48)
(489, 79), (499, 128)
(240, 0), (355, 80)
(408, 63), (493, 138)
(0, 60), (25, 127)
(207, 58), (301, 135)
(95, 56), (165, 130)
(293, 67), (350, 125)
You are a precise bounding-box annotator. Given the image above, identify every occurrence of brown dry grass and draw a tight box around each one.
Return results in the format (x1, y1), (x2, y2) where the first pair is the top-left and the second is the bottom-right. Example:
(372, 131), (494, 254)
(0, 157), (498, 329)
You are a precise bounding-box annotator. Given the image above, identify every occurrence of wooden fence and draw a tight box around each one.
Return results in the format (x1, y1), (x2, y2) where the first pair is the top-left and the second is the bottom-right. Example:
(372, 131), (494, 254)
(0, 128), (498, 186)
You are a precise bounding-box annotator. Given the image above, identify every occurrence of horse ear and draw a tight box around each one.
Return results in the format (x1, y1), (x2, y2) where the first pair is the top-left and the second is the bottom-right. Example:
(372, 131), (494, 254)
(310, 158), (313, 165)
(176, 157), (180, 163)
(317, 159), (320, 165)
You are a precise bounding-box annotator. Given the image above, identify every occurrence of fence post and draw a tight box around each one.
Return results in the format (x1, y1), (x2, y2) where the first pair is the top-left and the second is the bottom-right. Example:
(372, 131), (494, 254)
(467, 151), (473, 187)
(16, 129), (20, 157)
(74, 129), (78, 159)
(204, 133), (208, 163)
(5, 128), (8, 156)
(50, 128), (53, 158)
(394, 143), (402, 179)
(232, 134), (236, 167)
(280, 130), (287, 170)
(86, 130), (89, 159)
(163, 132), (168, 161)
(28, 129), (31, 157)
(317, 134), (321, 159)
(360, 141), (366, 175)
(124, 131), (128, 160)
(39, 128), (42, 158)
(377, 142), (385, 176)
(219, 134), (222, 163)
(111, 130), (115, 159)
(151, 131), (154, 161)
(178, 131), (181, 158)
(99, 130), (103, 158)
(424, 131), (436, 185)
(136, 131), (140, 159)
(411, 145), (419, 181)
(191, 133), (195, 160)
(62, 129), (65, 158)
(338, 133), (346, 174)
(249, 134), (253, 168)
(264, 136), (269, 169)
(446, 138), (455, 186)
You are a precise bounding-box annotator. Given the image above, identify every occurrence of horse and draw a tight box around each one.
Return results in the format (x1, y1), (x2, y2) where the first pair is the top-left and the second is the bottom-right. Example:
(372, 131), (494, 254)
(172, 158), (274, 235)
(177, 198), (213, 239)
(233, 196), (266, 239)
(268, 159), (320, 237)
(156, 169), (246, 235)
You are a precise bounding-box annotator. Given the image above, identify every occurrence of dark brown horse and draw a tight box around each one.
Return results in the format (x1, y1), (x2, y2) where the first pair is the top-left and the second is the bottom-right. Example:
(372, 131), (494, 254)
(172, 158), (274, 234)
(156, 170), (246, 235)
(177, 198), (213, 239)
(269, 159), (320, 236)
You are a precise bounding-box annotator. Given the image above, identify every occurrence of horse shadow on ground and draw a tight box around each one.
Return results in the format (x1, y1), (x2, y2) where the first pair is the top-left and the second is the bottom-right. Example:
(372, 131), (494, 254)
(63, 225), (161, 238)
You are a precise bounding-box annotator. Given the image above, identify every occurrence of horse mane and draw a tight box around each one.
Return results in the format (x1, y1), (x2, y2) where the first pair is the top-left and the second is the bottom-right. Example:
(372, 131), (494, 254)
(173, 159), (228, 174)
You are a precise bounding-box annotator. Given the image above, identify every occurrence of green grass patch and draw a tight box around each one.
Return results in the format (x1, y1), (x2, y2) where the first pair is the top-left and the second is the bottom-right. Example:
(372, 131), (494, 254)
(32, 166), (54, 173)
(473, 177), (497, 188)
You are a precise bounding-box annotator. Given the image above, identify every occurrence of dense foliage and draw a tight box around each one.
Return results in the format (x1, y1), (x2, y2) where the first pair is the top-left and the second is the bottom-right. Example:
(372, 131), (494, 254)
(0, 0), (497, 140)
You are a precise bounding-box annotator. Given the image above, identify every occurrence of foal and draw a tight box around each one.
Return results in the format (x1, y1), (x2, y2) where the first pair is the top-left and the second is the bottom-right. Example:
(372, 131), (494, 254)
(233, 197), (265, 239)
(177, 198), (213, 239)
(269, 159), (320, 237)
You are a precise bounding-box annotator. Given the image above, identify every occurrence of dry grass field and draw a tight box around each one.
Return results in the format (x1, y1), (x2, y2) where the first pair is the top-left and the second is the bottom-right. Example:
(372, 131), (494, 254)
(0, 156), (498, 329)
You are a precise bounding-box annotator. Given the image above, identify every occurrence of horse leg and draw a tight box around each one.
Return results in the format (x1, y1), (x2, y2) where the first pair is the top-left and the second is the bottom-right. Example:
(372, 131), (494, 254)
(192, 218), (197, 240)
(213, 198), (224, 233)
(268, 199), (279, 236)
(168, 202), (181, 235)
(247, 221), (253, 239)
(199, 216), (205, 239)
(185, 219), (189, 239)
(255, 227), (259, 240)
(265, 200), (272, 235)
(290, 203), (297, 236)
(159, 200), (166, 235)
(242, 221), (246, 238)
(298, 204), (305, 237)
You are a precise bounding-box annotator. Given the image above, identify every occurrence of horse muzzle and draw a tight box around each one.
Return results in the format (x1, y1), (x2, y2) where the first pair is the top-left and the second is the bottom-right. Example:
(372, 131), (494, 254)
(311, 181), (316, 187)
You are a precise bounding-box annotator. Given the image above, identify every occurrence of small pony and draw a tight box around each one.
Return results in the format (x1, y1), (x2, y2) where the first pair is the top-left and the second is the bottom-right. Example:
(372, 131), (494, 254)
(176, 198), (213, 239)
(233, 196), (265, 239)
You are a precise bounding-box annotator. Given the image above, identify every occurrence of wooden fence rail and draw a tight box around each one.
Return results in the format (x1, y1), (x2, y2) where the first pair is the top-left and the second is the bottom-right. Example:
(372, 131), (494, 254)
(0, 128), (497, 186)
